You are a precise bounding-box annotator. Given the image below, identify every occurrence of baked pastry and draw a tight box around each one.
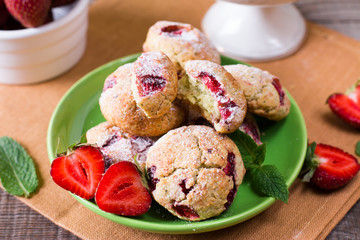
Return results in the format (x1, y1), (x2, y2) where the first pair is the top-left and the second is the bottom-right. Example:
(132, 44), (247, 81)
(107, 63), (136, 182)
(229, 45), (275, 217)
(99, 63), (185, 137)
(146, 125), (246, 221)
(132, 51), (178, 118)
(178, 60), (247, 133)
(86, 121), (155, 173)
(239, 113), (262, 145)
(142, 20), (220, 76)
(224, 64), (290, 121)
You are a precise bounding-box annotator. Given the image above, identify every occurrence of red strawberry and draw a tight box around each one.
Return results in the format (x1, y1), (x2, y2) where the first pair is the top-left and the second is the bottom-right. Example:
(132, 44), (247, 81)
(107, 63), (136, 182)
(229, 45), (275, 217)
(95, 161), (152, 216)
(4, 0), (51, 28)
(50, 145), (105, 199)
(302, 142), (360, 190)
(327, 81), (360, 128)
(52, 0), (76, 8)
(0, 0), (10, 28)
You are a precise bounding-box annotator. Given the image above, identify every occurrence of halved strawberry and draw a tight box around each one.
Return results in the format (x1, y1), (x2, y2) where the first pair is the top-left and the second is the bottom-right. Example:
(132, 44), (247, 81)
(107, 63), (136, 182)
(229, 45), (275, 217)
(50, 145), (105, 199)
(327, 81), (360, 128)
(95, 161), (152, 216)
(302, 142), (360, 190)
(4, 0), (51, 28)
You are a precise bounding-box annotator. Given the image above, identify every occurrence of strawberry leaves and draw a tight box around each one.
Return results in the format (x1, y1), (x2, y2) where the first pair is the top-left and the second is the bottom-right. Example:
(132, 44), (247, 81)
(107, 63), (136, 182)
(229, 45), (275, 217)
(0, 136), (38, 198)
(228, 130), (289, 203)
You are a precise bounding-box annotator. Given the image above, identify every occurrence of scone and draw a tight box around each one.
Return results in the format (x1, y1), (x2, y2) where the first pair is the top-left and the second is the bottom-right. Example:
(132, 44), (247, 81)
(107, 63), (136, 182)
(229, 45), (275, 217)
(178, 60), (247, 133)
(146, 125), (246, 221)
(224, 64), (290, 121)
(86, 121), (155, 173)
(142, 20), (220, 76)
(239, 113), (262, 145)
(132, 52), (178, 118)
(99, 63), (185, 137)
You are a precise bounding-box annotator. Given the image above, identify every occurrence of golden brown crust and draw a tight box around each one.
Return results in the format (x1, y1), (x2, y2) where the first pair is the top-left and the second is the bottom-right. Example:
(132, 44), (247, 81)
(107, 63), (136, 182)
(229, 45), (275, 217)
(142, 20), (220, 76)
(224, 64), (290, 121)
(132, 52), (178, 118)
(178, 60), (247, 133)
(99, 63), (185, 137)
(146, 125), (245, 221)
(86, 121), (155, 173)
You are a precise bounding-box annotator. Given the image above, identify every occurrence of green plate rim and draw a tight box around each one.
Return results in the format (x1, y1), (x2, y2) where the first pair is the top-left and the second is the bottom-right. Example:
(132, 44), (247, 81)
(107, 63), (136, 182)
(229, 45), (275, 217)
(47, 53), (307, 234)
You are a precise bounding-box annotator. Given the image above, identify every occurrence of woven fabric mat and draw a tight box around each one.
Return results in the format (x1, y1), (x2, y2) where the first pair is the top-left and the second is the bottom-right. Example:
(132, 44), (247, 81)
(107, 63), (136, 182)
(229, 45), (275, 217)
(1, 0), (360, 239)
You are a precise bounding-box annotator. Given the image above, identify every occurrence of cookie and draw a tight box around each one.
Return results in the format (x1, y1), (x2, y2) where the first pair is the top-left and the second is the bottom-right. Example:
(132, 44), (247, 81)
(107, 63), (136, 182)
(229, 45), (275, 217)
(142, 20), (220, 76)
(239, 113), (262, 145)
(146, 125), (246, 221)
(224, 64), (290, 121)
(178, 60), (247, 133)
(132, 52), (178, 118)
(99, 63), (185, 137)
(86, 121), (155, 173)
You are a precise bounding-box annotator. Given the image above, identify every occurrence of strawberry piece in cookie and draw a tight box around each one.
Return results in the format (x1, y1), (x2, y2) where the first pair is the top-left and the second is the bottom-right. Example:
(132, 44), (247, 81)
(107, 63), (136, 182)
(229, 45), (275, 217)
(146, 125), (246, 221)
(327, 81), (360, 128)
(132, 52), (178, 118)
(99, 63), (185, 137)
(224, 64), (290, 121)
(178, 60), (247, 133)
(143, 21), (220, 77)
(86, 121), (155, 173)
(302, 142), (360, 190)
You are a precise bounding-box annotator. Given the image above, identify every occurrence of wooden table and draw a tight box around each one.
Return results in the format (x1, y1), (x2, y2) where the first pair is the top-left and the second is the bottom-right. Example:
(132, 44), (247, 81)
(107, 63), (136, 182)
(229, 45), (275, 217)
(1, 0), (359, 239)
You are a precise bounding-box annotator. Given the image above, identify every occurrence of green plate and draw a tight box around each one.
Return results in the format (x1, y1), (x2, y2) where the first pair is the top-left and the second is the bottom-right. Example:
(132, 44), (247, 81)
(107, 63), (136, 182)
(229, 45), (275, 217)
(47, 53), (307, 234)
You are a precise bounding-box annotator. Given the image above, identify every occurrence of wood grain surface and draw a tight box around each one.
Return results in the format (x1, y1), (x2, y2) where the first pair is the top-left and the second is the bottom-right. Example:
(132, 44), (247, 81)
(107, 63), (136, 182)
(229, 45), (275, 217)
(1, 0), (360, 239)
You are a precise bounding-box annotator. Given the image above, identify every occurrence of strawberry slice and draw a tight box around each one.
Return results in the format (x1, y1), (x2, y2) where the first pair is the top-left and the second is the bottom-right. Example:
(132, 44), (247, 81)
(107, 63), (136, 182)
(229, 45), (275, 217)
(327, 81), (360, 128)
(4, 0), (51, 28)
(95, 161), (152, 216)
(50, 145), (105, 199)
(302, 142), (360, 190)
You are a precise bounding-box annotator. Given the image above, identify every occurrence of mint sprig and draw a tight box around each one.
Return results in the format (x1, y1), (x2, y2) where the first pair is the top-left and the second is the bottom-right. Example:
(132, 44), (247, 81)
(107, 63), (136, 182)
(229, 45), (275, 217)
(355, 141), (360, 157)
(0, 136), (38, 198)
(228, 130), (289, 203)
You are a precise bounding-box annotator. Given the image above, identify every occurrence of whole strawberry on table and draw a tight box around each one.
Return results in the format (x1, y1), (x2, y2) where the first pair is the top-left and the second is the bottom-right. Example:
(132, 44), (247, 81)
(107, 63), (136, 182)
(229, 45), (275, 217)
(1, 0), (77, 30)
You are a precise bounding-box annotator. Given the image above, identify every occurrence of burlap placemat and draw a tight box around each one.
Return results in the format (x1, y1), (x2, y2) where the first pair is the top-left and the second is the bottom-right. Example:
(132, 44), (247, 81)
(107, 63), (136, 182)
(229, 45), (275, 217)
(1, 0), (360, 239)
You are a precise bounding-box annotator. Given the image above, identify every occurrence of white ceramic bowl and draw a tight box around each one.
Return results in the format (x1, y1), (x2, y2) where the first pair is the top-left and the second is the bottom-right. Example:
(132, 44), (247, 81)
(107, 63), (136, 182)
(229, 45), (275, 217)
(0, 0), (89, 84)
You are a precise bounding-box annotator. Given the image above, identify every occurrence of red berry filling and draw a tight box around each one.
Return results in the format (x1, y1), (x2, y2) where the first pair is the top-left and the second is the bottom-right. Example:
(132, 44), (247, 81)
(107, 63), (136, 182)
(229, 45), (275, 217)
(198, 72), (237, 122)
(147, 166), (159, 192)
(137, 75), (166, 97)
(271, 78), (285, 105)
(161, 25), (184, 36)
(103, 76), (117, 92)
(179, 179), (193, 195)
(172, 203), (199, 220)
(240, 119), (262, 145)
(223, 152), (238, 209)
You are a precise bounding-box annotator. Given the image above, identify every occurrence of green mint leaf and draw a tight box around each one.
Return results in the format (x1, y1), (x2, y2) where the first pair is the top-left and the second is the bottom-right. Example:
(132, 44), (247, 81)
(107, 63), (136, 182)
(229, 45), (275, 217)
(252, 165), (289, 203)
(0, 136), (38, 198)
(356, 141), (360, 157)
(228, 129), (265, 169)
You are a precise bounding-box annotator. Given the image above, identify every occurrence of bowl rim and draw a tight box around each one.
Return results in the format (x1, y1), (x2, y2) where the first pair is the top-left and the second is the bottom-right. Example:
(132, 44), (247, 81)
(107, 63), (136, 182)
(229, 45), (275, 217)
(0, 0), (90, 39)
